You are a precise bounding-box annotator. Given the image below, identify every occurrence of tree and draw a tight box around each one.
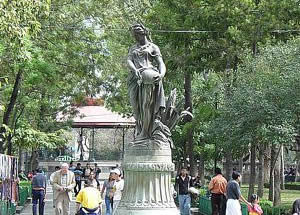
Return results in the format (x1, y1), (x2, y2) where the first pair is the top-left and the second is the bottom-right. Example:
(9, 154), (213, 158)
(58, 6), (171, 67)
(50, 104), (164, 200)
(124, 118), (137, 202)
(213, 38), (300, 205)
(0, 0), (51, 153)
(12, 125), (69, 170)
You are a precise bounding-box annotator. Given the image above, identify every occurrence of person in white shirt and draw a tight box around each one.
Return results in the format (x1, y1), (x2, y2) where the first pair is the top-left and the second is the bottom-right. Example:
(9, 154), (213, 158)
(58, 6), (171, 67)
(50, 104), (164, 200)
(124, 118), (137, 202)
(111, 168), (124, 214)
(52, 163), (76, 215)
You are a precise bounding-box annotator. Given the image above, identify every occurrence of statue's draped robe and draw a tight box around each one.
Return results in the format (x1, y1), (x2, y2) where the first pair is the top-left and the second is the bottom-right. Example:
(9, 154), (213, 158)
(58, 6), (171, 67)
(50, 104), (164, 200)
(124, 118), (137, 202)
(127, 42), (165, 139)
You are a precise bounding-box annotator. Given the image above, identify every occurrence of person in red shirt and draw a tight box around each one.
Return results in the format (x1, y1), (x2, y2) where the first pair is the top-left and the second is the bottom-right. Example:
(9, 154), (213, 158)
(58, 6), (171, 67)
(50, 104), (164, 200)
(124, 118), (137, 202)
(248, 194), (263, 215)
(208, 168), (227, 215)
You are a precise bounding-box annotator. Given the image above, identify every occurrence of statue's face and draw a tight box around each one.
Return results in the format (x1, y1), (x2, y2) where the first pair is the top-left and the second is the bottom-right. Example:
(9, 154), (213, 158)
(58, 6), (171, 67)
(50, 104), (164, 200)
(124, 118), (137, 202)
(133, 31), (145, 42)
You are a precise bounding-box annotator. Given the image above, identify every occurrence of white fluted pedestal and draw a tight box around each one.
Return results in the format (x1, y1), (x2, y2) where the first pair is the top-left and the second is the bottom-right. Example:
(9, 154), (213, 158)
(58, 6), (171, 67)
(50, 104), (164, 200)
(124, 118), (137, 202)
(114, 140), (179, 215)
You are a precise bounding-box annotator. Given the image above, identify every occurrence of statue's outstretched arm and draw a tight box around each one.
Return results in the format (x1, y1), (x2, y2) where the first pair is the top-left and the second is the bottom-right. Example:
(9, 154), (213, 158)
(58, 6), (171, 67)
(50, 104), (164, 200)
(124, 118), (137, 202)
(156, 55), (166, 77)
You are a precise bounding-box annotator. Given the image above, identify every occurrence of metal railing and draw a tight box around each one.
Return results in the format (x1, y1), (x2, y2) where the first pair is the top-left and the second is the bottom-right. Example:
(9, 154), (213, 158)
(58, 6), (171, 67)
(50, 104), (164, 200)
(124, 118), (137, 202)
(198, 196), (290, 215)
(0, 182), (33, 215)
(198, 196), (248, 215)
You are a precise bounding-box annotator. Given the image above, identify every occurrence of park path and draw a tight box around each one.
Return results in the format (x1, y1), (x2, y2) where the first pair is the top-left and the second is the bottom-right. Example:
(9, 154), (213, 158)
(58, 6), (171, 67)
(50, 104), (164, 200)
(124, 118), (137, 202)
(20, 182), (183, 215)
(20, 186), (77, 215)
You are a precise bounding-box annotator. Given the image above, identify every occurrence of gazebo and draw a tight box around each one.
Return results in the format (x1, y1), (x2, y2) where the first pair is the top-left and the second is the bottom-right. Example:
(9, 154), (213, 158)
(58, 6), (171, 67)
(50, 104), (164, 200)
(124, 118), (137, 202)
(70, 106), (135, 161)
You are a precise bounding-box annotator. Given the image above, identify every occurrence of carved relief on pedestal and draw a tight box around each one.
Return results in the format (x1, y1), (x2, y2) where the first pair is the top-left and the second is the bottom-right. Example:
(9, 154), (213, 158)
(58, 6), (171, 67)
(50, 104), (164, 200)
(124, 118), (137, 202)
(119, 169), (175, 209)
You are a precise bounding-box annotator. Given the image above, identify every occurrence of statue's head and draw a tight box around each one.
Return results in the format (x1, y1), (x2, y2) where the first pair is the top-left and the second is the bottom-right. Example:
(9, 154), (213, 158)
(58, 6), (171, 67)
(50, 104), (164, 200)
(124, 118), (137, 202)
(130, 23), (152, 42)
(130, 23), (148, 36)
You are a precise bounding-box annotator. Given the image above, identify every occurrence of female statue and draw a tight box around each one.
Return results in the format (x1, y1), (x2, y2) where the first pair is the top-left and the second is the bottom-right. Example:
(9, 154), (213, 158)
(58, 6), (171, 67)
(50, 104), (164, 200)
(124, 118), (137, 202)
(127, 24), (166, 140)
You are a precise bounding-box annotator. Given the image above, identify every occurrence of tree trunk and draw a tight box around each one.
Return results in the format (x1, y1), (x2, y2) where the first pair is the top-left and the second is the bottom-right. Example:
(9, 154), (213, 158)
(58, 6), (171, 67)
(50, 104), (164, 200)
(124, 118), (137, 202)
(7, 107), (18, 155)
(238, 158), (243, 174)
(274, 147), (281, 206)
(280, 145), (285, 190)
(295, 135), (300, 182)
(0, 69), (23, 153)
(264, 143), (271, 183)
(30, 150), (39, 171)
(18, 148), (23, 171)
(269, 144), (282, 205)
(248, 143), (256, 201)
(184, 70), (196, 176)
(224, 152), (233, 181)
(199, 156), (205, 185)
(296, 160), (300, 182)
(7, 134), (13, 155)
(257, 144), (265, 198)
(269, 145), (275, 202)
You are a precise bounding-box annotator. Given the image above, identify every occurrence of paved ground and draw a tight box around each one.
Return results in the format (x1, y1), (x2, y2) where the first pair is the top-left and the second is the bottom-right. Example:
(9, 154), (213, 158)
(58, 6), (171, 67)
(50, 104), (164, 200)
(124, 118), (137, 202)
(20, 186), (78, 215)
(20, 183), (184, 215)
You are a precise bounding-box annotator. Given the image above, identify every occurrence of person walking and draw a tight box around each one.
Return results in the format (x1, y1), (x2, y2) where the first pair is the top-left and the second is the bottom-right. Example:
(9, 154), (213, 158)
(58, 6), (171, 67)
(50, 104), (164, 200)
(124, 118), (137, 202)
(208, 168), (227, 215)
(226, 171), (250, 215)
(101, 172), (115, 215)
(74, 163), (83, 196)
(94, 163), (102, 180)
(32, 168), (47, 215)
(50, 166), (61, 208)
(52, 163), (76, 215)
(111, 168), (124, 214)
(174, 167), (194, 215)
(89, 171), (100, 190)
(75, 178), (102, 215)
(69, 161), (76, 172)
(83, 163), (92, 180)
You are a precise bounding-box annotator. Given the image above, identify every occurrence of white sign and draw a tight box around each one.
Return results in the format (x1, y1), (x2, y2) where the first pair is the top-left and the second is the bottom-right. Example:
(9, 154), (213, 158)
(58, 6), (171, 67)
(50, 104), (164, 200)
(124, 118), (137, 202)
(55, 155), (79, 162)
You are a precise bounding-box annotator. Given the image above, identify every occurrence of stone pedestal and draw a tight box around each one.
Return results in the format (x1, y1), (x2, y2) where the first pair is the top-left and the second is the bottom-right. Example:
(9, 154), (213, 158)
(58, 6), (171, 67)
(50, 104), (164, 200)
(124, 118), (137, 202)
(115, 140), (179, 215)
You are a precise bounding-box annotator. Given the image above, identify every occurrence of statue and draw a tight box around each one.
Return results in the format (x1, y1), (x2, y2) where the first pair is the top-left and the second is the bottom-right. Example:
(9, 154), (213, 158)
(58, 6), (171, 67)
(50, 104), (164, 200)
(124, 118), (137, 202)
(127, 23), (192, 148)
(114, 24), (192, 215)
(127, 23), (167, 140)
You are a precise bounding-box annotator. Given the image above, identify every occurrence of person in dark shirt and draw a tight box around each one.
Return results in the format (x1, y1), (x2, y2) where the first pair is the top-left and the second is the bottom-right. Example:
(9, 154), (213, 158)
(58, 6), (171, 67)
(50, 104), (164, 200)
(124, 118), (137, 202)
(74, 163), (83, 196)
(94, 163), (101, 180)
(226, 171), (250, 215)
(174, 167), (194, 215)
(32, 168), (47, 215)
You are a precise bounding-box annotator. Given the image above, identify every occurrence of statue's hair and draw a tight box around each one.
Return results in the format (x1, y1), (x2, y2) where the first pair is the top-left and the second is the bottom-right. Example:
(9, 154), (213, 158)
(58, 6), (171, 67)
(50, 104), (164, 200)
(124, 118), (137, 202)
(130, 23), (152, 42)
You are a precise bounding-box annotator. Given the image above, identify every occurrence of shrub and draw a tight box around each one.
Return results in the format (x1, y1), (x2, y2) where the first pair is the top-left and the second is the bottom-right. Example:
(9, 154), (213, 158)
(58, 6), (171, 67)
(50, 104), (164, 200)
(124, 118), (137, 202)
(261, 204), (291, 215)
(259, 199), (273, 208)
(264, 182), (300, 190)
(19, 181), (31, 187)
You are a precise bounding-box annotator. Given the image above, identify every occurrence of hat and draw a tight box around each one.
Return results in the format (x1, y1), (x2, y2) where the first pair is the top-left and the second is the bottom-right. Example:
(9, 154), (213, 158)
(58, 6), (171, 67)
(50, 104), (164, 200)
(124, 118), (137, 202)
(110, 168), (121, 176)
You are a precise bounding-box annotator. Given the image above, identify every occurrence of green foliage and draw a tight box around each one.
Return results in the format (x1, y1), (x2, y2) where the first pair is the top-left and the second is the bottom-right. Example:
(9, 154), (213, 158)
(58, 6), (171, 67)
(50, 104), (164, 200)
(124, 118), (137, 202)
(211, 38), (300, 158)
(19, 181), (32, 187)
(12, 125), (69, 150)
(0, 0), (129, 153)
(262, 204), (291, 215)
(265, 182), (300, 191)
(0, 0), (50, 59)
(259, 199), (273, 208)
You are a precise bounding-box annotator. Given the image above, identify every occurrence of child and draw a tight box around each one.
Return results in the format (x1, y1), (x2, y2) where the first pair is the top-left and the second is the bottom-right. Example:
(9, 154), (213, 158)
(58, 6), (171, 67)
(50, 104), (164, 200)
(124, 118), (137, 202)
(248, 194), (263, 215)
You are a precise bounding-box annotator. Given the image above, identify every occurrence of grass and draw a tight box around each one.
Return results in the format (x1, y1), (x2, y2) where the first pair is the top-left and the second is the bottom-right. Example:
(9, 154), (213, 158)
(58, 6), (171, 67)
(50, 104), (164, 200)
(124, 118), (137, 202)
(240, 184), (300, 206)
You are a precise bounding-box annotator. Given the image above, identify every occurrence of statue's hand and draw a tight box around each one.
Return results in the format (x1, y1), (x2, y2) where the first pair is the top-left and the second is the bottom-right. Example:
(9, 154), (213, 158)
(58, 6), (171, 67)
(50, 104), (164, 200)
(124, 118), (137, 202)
(153, 74), (163, 84)
(134, 69), (142, 80)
